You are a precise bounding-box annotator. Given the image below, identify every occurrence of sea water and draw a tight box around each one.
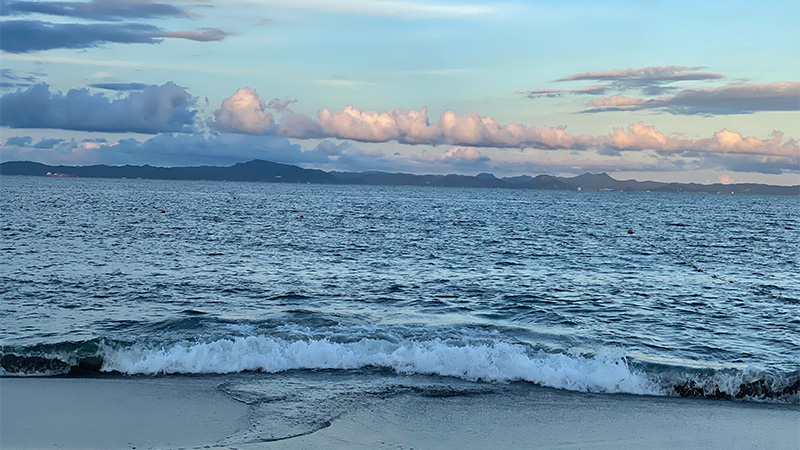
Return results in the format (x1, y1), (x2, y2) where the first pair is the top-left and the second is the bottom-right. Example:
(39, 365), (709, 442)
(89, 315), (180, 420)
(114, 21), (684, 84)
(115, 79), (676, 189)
(2, 176), (798, 422)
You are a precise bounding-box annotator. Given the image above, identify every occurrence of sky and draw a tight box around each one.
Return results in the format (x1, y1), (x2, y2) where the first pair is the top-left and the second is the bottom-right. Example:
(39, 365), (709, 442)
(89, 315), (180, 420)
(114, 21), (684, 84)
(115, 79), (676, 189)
(1, 0), (798, 185)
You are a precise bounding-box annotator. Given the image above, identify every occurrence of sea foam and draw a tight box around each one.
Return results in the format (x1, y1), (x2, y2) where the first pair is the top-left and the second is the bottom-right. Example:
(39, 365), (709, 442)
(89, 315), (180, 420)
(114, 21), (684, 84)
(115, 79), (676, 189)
(101, 336), (659, 395)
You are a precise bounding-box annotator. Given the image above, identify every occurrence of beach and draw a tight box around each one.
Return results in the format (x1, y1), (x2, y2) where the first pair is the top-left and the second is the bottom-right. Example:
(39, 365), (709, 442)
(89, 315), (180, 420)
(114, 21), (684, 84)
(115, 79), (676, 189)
(2, 374), (798, 450)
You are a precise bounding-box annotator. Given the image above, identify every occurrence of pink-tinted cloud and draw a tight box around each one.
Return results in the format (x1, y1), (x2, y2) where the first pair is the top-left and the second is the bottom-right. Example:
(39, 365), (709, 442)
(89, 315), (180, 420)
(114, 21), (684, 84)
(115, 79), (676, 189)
(587, 95), (650, 108)
(213, 87), (274, 135)
(211, 88), (800, 159)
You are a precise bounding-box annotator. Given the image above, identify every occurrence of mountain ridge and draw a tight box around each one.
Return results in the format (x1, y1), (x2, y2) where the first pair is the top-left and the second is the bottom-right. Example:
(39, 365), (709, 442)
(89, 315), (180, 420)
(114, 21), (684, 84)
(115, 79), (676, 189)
(1, 160), (797, 195)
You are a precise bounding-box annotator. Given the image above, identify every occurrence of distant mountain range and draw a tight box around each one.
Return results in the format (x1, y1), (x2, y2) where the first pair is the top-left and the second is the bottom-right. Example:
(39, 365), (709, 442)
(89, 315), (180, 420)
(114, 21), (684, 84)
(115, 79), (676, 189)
(2, 160), (798, 195)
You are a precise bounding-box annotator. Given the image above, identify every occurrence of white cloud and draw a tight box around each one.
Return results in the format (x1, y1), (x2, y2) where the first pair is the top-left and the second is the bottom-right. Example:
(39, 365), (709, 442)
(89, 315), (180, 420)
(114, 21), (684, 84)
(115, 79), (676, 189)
(213, 87), (274, 135)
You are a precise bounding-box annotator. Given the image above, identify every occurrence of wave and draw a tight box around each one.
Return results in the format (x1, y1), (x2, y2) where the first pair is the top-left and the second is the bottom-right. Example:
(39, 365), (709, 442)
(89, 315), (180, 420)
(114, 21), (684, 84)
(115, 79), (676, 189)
(1, 336), (797, 403)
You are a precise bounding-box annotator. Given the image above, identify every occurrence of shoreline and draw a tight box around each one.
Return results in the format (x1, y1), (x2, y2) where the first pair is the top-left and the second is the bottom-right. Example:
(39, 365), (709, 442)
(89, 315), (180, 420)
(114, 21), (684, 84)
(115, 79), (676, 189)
(2, 374), (798, 450)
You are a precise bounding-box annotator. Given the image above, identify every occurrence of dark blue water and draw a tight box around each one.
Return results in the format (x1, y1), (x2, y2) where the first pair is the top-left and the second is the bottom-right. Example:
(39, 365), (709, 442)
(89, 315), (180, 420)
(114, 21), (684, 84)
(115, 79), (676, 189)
(2, 176), (798, 403)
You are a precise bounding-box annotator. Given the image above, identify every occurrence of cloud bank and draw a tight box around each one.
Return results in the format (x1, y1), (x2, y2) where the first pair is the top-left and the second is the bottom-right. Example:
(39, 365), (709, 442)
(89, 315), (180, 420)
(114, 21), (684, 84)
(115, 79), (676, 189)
(213, 88), (799, 158)
(3, 131), (796, 176)
(0, 82), (197, 133)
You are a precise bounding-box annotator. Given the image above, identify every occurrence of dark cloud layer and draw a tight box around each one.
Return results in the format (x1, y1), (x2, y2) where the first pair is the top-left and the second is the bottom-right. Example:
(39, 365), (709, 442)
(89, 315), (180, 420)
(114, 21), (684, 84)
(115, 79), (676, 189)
(0, 20), (227, 53)
(0, 82), (197, 133)
(0, 0), (191, 21)
(0, 20), (160, 52)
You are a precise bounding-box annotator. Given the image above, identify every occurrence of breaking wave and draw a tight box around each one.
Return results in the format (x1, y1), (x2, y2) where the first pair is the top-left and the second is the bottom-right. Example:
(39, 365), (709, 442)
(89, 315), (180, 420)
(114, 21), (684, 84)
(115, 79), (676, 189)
(2, 336), (797, 403)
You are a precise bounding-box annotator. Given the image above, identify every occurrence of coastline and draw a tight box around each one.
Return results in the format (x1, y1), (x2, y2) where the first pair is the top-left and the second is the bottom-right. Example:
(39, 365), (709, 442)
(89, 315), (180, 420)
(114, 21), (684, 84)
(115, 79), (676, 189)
(2, 374), (798, 450)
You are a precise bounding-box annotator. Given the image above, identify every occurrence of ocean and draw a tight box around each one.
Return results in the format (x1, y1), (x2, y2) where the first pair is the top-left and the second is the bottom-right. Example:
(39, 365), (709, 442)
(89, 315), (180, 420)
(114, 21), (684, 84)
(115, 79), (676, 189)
(1, 176), (798, 442)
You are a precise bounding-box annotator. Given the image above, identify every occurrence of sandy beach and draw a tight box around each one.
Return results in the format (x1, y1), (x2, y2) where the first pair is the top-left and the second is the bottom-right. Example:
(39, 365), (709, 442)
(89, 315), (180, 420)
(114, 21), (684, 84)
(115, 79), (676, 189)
(0, 376), (248, 450)
(2, 375), (798, 450)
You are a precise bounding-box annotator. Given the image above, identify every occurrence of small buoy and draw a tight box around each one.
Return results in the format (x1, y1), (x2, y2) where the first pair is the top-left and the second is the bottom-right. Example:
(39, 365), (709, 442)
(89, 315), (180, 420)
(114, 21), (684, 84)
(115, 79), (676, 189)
(627, 230), (633, 234)
(449, 219), (453, 222)
(729, 280), (734, 283)
(160, 209), (165, 213)
(387, 201), (391, 205)
(233, 196), (236, 199)
(299, 215), (304, 219)
(776, 294), (782, 298)
(19, 206), (23, 209)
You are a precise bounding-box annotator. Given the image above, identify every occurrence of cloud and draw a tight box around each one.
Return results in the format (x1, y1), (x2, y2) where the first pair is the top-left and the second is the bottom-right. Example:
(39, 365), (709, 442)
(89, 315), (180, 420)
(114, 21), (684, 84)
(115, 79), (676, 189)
(584, 81), (800, 115)
(557, 65), (723, 84)
(0, 0), (193, 21)
(238, 0), (493, 19)
(584, 95), (648, 108)
(213, 87), (275, 135)
(519, 65), (725, 99)
(0, 82), (197, 133)
(213, 88), (799, 158)
(33, 137), (65, 148)
(0, 68), (44, 89)
(2, 130), (796, 176)
(4, 136), (32, 146)
(157, 28), (228, 42)
(0, 20), (226, 53)
(267, 97), (297, 112)
(0, 132), (385, 168)
(698, 153), (799, 175)
(514, 85), (609, 98)
(89, 82), (148, 91)
(441, 146), (484, 162)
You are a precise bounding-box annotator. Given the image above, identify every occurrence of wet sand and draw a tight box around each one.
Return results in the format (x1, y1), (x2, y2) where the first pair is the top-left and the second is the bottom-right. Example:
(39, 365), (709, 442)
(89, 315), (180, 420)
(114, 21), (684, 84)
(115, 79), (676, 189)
(0, 376), (248, 450)
(2, 375), (798, 450)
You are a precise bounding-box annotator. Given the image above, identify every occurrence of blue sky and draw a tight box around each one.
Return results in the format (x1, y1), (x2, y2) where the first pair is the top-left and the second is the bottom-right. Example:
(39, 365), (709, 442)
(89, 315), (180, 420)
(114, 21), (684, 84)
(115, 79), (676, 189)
(1, 0), (798, 184)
